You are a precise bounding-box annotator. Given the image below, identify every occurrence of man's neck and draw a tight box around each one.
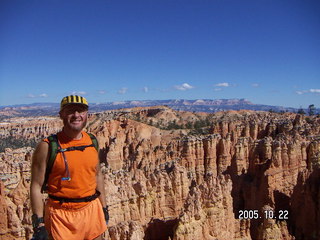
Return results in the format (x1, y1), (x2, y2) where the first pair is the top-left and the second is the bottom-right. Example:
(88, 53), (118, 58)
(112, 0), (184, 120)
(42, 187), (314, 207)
(62, 128), (83, 140)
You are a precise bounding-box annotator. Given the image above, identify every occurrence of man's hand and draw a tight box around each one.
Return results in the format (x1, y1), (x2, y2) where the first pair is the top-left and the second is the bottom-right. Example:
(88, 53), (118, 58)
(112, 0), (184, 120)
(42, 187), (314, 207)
(103, 206), (109, 224)
(31, 226), (48, 240)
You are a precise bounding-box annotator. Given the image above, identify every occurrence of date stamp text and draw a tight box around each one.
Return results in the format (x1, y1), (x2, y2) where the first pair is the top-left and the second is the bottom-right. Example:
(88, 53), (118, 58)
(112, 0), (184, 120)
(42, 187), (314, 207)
(238, 210), (289, 220)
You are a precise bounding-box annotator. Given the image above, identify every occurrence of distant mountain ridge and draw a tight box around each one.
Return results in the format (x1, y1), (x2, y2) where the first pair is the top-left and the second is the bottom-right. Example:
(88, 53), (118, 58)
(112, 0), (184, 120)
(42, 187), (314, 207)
(0, 98), (304, 120)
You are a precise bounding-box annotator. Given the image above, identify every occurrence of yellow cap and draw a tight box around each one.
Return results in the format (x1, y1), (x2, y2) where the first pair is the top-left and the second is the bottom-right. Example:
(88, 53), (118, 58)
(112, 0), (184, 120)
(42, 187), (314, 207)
(60, 95), (88, 110)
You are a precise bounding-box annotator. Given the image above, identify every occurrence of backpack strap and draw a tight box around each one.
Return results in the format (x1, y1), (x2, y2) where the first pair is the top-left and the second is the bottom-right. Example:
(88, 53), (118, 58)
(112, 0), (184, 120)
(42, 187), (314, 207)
(41, 134), (59, 193)
(88, 133), (99, 152)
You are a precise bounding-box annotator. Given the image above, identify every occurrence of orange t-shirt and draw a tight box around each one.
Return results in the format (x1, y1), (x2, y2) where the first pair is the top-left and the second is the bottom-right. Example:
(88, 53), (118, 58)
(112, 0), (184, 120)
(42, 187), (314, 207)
(44, 131), (98, 200)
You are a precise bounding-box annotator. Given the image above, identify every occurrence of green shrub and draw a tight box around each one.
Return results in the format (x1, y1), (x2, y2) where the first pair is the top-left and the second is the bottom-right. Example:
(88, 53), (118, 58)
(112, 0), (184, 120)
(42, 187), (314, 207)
(0, 136), (37, 152)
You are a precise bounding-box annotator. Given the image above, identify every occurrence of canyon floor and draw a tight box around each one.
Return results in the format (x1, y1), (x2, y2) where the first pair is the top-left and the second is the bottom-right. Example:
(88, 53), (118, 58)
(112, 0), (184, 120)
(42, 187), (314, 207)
(0, 106), (319, 240)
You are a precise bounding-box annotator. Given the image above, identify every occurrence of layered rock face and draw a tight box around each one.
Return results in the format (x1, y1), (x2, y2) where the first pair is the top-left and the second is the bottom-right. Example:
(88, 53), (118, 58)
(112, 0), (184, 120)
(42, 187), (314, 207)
(0, 147), (33, 240)
(0, 117), (61, 139)
(0, 107), (319, 240)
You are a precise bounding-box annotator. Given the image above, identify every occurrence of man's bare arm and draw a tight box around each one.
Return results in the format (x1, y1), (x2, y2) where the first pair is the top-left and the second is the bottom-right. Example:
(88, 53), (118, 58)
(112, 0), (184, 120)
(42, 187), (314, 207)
(96, 163), (106, 208)
(30, 141), (48, 217)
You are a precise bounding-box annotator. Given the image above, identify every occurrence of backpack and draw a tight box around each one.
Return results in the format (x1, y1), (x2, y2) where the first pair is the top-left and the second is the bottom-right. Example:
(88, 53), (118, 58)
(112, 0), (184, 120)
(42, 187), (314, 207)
(41, 133), (99, 193)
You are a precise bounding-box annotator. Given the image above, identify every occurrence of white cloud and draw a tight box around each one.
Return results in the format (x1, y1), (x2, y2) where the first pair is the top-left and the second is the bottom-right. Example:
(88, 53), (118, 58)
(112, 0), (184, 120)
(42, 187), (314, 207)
(72, 91), (87, 95)
(296, 89), (320, 95)
(143, 87), (149, 93)
(174, 83), (194, 91)
(310, 89), (320, 93)
(213, 88), (222, 92)
(215, 82), (230, 87)
(252, 83), (259, 88)
(118, 87), (128, 94)
(27, 94), (36, 98)
(98, 90), (106, 94)
(27, 93), (48, 98)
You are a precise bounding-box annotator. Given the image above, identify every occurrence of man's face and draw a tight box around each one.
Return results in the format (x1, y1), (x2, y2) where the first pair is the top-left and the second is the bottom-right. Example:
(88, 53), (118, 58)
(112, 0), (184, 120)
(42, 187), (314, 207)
(59, 104), (88, 132)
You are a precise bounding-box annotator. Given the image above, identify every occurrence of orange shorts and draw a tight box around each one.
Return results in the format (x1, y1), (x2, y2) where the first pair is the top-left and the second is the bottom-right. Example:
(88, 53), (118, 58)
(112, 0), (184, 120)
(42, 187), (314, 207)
(45, 198), (107, 240)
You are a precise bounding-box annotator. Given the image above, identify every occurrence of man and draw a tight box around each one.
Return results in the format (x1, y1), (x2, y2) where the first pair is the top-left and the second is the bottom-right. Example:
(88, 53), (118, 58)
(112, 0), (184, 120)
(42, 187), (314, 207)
(30, 95), (108, 240)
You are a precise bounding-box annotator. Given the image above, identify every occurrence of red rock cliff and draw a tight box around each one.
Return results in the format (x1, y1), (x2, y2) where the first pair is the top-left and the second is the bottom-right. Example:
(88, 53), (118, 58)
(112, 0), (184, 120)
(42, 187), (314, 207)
(0, 107), (319, 240)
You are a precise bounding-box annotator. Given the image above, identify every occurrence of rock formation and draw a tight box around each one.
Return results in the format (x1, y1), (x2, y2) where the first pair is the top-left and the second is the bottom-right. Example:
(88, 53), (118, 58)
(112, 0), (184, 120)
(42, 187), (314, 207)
(0, 106), (319, 239)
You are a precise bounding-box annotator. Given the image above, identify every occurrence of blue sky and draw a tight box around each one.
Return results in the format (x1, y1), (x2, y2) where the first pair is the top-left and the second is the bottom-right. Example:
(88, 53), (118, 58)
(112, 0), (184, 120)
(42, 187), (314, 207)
(0, 0), (319, 108)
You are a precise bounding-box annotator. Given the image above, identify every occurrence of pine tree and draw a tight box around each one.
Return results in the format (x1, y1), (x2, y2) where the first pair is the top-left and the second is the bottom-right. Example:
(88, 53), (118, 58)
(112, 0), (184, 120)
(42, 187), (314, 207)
(297, 107), (305, 115)
(308, 104), (315, 116)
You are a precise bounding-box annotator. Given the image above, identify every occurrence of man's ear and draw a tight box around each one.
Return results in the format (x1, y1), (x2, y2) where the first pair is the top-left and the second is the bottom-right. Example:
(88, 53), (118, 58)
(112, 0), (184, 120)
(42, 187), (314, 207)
(59, 110), (63, 119)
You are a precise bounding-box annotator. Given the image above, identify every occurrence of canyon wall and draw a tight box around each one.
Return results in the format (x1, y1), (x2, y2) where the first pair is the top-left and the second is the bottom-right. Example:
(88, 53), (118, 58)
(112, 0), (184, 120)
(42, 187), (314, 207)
(0, 107), (319, 240)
